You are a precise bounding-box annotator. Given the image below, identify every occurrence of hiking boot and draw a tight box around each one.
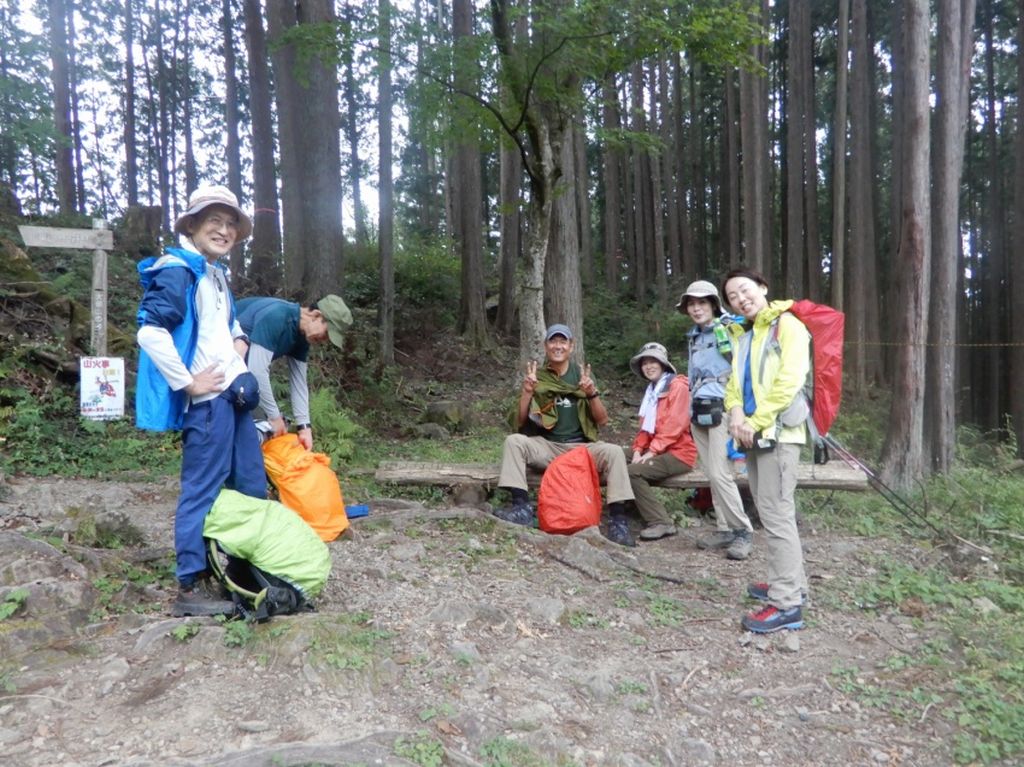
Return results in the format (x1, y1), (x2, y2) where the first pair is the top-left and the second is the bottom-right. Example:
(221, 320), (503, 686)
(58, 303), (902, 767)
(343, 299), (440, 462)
(172, 579), (235, 618)
(725, 529), (752, 560)
(639, 523), (677, 541)
(741, 604), (804, 633)
(605, 517), (636, 547)
(747, 582), (808, 604)
(696, 529), (736, 550)
(493, 502), (537, 527)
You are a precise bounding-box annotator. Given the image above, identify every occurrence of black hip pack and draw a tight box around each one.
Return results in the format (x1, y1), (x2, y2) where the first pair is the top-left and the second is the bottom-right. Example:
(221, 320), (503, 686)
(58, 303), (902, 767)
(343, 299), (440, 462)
(692, 397), (724, 427)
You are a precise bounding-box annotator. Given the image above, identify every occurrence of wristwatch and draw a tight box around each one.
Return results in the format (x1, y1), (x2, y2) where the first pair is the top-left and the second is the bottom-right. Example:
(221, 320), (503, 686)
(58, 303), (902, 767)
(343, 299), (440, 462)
(296, 423), (312, 431)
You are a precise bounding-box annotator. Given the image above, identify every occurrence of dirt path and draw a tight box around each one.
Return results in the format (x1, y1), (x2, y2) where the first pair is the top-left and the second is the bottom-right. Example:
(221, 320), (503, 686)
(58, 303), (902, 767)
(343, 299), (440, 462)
(0, 477), (952, 766)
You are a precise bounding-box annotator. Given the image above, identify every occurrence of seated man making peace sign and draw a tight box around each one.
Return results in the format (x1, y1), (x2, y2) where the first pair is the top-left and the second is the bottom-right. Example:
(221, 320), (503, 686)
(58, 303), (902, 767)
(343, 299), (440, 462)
(494, 324), (637, 546)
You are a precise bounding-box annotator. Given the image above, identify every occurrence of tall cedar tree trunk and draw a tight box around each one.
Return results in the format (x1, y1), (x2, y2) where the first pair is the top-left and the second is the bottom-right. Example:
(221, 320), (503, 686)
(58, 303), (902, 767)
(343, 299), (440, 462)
(601, 75), (623, 293)
(660, 57), (681, 282)
(783, 2), (805, 297)
(123, 0), (139, 207)
(453, 0), (488, 345)
(647, 60), (668, 306)
(722, 66), (740, 268)
(495, 7), (527, 333)
(831, 0), (849, 309)
(1012, 0), (1024, 456)
(267, 0), (345, 300)
(342, 3), (369, 248)
(689, 60), (706, 273)
(575, 120), (593, 288)
(65, 4), (85, 212)
(799, 7), (822, 301)
(220, 0), (244, 283)
(630, 62), (649, 304)
(378, 0), (395, 365)
(497, 134), (521, 335)
(544, 121), (584, 356)
(846, 0), (875, 392)
(980, 0), (1006, 429)
(154, 0), (171, 232)
(47, 0), (76, 215)
(738, 2), (770, 274)
(181, 5), (198, 195)
(926, 0), (976, 472)
(673, 55), (695, 280)
(491, 0), (577, 363)
(880, 0), (930, 489)
(242, 0), (282, 292)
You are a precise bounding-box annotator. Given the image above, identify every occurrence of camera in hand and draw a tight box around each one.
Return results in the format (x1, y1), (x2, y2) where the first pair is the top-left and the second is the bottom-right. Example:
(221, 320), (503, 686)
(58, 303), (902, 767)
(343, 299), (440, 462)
(735, 431), (776, 453)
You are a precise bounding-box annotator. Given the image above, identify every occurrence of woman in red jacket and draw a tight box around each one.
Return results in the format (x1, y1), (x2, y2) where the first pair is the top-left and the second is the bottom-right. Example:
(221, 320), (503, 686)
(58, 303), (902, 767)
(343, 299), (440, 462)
(625, 342), (697, 542)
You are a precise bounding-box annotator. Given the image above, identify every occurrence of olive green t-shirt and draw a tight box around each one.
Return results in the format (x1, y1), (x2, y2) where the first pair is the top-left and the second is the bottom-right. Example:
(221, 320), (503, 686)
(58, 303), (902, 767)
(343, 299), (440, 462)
(546, 363), (585, 443)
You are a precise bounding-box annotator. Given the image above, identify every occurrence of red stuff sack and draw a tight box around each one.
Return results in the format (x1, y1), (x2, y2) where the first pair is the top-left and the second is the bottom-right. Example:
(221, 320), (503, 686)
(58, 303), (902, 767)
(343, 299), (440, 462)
(767, 299), (845, 462)
(537, 446), (602, 535)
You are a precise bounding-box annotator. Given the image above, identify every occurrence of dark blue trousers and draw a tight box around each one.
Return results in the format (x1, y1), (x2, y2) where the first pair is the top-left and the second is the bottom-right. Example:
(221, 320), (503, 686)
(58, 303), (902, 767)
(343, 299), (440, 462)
(175, 392), (265, 585)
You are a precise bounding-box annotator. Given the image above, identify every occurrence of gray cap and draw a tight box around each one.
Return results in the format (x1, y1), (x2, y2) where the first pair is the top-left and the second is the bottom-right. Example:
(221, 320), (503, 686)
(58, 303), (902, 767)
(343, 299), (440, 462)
(544, 323), (573, 341)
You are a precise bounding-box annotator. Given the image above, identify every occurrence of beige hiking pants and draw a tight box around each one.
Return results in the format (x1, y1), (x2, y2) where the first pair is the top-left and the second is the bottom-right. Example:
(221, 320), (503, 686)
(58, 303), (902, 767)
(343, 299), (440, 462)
(746, 442), (807, 609)
(497, 434), (635, 505)
(692, 421), (752, 533)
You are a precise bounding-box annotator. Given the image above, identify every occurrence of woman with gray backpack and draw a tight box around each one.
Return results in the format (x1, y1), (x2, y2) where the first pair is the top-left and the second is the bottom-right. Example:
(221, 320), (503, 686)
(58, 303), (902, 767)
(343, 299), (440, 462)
(678, 280), (754, 561)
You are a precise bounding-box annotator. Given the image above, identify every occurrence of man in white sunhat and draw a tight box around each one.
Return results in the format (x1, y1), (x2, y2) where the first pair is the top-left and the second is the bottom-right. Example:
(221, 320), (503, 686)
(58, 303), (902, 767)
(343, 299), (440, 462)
(493, 323), (637, 546)
(235, 294), (353, 450)
(136, 184), (266, 618)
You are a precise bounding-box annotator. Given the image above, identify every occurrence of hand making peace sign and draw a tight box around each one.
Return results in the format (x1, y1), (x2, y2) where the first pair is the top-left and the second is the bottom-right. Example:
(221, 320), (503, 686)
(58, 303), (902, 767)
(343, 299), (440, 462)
(579, 362), (597, 398)
(521, 359), (539, 395)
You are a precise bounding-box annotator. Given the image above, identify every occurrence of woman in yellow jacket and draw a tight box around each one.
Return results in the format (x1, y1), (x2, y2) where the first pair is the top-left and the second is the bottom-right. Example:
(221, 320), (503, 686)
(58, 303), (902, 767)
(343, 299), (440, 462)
(722, 268), (810, 633)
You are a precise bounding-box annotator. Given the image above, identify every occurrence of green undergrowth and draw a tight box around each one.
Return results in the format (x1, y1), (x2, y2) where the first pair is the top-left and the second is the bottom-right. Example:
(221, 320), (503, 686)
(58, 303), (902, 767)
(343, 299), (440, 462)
(832, 558), (1024, 764)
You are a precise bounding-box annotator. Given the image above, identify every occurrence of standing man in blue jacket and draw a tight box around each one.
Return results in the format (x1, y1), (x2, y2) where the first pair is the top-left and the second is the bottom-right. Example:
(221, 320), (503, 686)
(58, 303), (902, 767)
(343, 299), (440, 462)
(235, 294), (352, 451)
(136, 184), (266, 617)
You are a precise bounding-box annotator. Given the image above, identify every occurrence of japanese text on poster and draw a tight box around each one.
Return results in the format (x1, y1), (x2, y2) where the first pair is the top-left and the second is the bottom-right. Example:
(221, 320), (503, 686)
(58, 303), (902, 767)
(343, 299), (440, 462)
(80, 357), (124, 420)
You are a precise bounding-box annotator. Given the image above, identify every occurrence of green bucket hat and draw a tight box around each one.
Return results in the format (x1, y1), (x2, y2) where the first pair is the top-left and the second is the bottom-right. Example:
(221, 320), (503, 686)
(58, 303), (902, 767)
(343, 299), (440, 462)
(317, 294), (353, 348)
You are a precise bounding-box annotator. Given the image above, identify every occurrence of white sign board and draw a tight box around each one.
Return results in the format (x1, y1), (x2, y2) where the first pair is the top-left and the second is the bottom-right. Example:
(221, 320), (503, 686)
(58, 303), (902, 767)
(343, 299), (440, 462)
(80, 357), (125, 420)
(19, 225), (114, 250)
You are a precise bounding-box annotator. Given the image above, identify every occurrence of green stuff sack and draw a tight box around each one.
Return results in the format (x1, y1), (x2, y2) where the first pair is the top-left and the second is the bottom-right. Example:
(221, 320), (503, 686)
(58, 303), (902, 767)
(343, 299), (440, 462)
(204, 490), (332, 619)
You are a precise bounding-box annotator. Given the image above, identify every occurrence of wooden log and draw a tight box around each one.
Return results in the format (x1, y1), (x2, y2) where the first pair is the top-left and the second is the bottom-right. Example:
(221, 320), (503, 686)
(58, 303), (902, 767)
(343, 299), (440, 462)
(375, 460), (870, 491)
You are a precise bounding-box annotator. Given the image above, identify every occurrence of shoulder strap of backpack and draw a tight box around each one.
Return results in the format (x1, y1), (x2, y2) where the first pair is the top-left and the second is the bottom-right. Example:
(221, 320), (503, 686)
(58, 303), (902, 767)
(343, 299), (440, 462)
(207, 539), (272, 622)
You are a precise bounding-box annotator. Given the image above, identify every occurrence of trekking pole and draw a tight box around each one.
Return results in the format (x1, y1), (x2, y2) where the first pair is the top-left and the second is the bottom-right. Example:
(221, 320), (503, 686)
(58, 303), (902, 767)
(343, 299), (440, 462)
(822, 434), (947, 539)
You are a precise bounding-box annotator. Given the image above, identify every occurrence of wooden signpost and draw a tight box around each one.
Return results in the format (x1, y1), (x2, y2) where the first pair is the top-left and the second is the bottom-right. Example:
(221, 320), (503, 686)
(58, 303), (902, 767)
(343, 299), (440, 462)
(18, 221), (115, 355)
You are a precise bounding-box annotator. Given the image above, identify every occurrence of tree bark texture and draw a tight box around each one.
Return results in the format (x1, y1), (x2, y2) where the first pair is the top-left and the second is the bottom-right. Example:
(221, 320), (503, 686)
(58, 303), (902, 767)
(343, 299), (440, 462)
(266, 0), (345, 300)
(497, 134), (522, 335)
(880, 0), (930, 490)
(47, 0), (76, 215)
(452, 0), (487, 345)
(1012, 0), (1024, 456)
(242, 0), (282, 292)
(926, 0), (976, 473)
(831, 0), (849, 310)
(601, 75), (623, 293)
(221, 0), (244, 283)
(123, 0), (139, 207)
(378, 0), (395, 365)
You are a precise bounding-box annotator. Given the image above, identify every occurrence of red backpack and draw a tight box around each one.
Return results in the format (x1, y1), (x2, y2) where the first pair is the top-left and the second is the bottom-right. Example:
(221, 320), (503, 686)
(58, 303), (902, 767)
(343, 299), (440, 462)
(767, 300), (845, 462)
(537, 447), (602, 534)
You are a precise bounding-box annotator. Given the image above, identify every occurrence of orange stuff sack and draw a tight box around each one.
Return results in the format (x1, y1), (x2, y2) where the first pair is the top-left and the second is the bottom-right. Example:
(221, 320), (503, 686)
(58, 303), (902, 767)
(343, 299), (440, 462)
(262, 434), (348, 541)
(537, 446), (602, 535)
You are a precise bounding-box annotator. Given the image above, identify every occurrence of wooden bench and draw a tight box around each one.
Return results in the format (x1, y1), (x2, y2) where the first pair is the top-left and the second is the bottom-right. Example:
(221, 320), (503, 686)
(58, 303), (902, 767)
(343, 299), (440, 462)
(375, 460), (870, 492)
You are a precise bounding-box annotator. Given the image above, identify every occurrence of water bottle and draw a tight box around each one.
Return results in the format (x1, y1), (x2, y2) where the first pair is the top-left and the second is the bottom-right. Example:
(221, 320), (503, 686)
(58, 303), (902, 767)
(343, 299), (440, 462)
(713, 321), (732, 356)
